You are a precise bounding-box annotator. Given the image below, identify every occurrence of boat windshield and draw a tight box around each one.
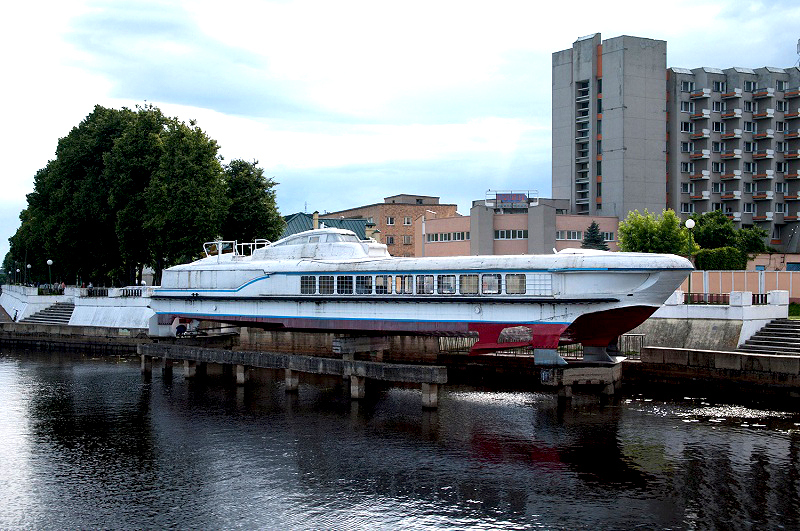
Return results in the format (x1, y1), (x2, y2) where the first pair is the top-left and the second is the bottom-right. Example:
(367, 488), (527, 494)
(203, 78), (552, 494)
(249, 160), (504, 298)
(204, 241), (235, 256)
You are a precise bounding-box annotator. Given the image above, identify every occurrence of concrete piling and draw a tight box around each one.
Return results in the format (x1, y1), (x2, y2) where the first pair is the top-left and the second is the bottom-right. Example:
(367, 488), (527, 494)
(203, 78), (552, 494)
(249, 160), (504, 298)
(285, 368), (299, 392)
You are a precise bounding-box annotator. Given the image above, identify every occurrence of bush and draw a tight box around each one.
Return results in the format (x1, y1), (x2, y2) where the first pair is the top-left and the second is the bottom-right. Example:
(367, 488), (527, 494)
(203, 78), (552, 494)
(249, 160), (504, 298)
(790, 302), (800, 318)
(694, 246), (747, 270)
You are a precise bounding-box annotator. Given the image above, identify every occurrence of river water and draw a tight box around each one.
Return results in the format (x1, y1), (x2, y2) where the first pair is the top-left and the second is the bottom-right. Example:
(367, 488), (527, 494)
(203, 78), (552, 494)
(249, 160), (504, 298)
(1, 350), (799, 530)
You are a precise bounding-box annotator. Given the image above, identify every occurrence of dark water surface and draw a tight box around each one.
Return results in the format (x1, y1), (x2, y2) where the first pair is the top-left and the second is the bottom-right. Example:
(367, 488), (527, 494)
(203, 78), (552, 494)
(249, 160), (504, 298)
(1, 350), (799, 530)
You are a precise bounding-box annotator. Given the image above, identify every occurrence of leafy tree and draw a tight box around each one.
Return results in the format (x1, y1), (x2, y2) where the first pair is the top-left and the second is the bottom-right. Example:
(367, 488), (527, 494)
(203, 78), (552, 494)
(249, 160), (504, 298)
(735, 226), (768, 255)
(144, 118), (228, 284)
(618, 209), (690, 255)
(581, 221), (608, 251)
(690, 210), (736, 250)
(221, 160), (285, 243)
(695, 246), (748, 270)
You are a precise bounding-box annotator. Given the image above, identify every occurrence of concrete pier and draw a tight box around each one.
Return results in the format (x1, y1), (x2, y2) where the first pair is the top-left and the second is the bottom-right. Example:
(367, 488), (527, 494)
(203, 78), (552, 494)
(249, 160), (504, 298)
(235, 364), (247, 385)
(540, 361), (623, 401)
(138, 343), (448, 408)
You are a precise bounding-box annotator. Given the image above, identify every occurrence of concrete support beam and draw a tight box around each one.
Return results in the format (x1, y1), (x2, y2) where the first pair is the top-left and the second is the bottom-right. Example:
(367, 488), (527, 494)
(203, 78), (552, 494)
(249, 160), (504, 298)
(162, 357), (173, 377)
(184, 360), (197, 379)
(285, 368), (299, 392)
(558, 385), (573, 400)
(350, 375), (366, 399)
(235, 364), (247, 385)
(421, 382), (439, 409)
(140, 354), (152, 374)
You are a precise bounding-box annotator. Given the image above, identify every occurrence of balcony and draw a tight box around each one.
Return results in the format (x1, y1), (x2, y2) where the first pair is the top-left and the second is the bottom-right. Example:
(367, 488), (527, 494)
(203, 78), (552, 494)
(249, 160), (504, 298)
(721, 191), (742, 200)
(690, 149), (711, 159)
(722, 88), (742, 99)
(753, 129), (775, 139)
(690, 88), (711, 99)
(753, 149), (775, 159)
(784, 193), (800, 201)
(689, 170), (711, 180)
(721, 128), (743, 139)
(786, 110), (800, 119)
(785, 150), (800, 159)
(691, 191), (711, 201)
(726, 211), (742, 221)
(691, 109), (711, 120)
(753, 87), (775, 99)
(752, 212), (774, 221)
(721, 149), (743, 159)
(786, 88), (800, 99)
(785, 129), (800, 138)
(575, 197), (590, 205)
(721, 170), (742, 180)
(753, 170), (775, 180)
(721, 109), (742, 119)
(753, 191), (774, 200)
(786, 172), (800, 179)
(753, 109), (775, 119)
(690, 128), (711, 139)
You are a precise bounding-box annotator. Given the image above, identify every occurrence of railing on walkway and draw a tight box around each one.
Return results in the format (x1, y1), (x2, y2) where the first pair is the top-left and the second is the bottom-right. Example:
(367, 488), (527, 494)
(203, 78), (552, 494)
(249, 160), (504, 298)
(85, 288), (109, 297)
(120, 288), (143, 297)
(37, 286), (64, 296)
(683, 292), (769, 305)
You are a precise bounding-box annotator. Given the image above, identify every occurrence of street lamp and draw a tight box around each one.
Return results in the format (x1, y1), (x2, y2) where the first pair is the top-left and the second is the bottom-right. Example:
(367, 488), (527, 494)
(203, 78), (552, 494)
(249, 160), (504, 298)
(15, 268), (20, 285)
(46, 259), (53, 286)
(26, 264), (30, 285)
(685, 219), (695, 304)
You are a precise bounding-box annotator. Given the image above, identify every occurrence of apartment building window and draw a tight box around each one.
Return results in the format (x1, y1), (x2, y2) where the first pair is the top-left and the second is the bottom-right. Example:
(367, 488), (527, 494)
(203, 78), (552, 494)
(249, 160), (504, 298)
(744, 182), (753, 193)
(777, 100), (788, 112)
(778, 141), (789, 153)
(744, 141), (755, 153)
(776, 121), (787, 132)
(712, 161), (726, 173)
(744, 161), (756, 173)
(777, 203), (789, 215)
(712, 182), (722, 193)
(386, 216), (395, 225)
(773, 226), (783, 240)
(602, 232), (615, 242)
(681, 182), (696, 194)
(744, 121), (756, 133)
(385, 235), (395, 245)
(680, 80), (695, 92)
(744, 101), (753, 112)
(403, 235), (412, 245)
(680, 203), (695, 214)
(776, 182), (787, 193)
(596, 161), (602, 176)
(367, 217), (374, 223)
(744, 203), (755, 213)
(597, 99), (602, 113)
(452, 232), (469, 241)
(596, 120), (602, 134)
(681, 101), (695, 113)
(711, 141), (722, 153)
(681, 162), (695, 173)
(495, 229), (528, 240)
(556, 230), (582, 241)
(711, 202), (722, 211)
(681, 141), (694, 153)
(712, 121), (725, 133)
(403, 216), (412, 225)
(777, 162), (788, 173)
(712, 101), (726, 113)
(713, 80), (726, 92)
(744, 80), (756, 92)
(596, 182), (602, 197)
(680, 121), (694, 133)
(777, 79), (787, 91)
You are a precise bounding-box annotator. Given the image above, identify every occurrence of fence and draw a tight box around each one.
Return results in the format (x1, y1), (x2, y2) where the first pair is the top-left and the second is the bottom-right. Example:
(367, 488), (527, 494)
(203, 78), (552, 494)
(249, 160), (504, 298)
(682, 270), (800, 301)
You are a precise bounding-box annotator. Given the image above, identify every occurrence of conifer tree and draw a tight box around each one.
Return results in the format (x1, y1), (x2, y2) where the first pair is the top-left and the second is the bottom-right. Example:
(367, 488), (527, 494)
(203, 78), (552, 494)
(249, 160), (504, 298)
(581, 221), (609, 251)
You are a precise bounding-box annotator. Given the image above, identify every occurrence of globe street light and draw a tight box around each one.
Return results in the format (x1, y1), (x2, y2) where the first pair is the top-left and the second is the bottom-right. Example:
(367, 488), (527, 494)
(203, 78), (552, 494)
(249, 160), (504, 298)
(46, 259), (53, 286)
(15, 269), (20, 285)
(685, 219), (695, 304)
(26, 264), (30, 285)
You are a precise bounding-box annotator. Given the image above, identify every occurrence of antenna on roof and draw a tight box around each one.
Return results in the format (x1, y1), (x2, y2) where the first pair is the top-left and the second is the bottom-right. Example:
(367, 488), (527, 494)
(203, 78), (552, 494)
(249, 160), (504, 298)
(796, 38), (800, 66)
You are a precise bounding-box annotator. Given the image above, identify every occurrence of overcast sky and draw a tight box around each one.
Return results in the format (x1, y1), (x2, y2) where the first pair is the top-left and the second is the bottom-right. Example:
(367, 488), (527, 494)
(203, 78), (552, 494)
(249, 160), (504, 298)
(2, 0), (799, 264)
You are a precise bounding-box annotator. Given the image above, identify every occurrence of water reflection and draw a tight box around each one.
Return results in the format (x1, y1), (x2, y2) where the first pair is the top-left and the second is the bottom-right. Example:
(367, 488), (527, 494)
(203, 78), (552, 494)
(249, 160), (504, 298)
(1, 350), (799, 529)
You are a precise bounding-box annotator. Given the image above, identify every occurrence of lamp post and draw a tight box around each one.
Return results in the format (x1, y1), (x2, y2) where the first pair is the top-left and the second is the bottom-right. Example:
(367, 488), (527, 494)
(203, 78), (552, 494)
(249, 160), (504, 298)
(15, 268), (19, 285)
(685, 219), (695, 304)
(46, 259), (53, 286)
(26, 264), (30, 285)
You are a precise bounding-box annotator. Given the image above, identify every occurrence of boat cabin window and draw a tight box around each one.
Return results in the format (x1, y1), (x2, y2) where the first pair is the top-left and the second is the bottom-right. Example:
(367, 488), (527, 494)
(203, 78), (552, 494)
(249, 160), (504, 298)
(416, 275), (434, 294)
(300, 276), (316, 294)
(395, 275), (413, 294)
(459, 274), (479, 295)
(506, 274), (526, 295)
(356, 276), (372, 294)
(375, 275), (392, 294)
(337, 276), (353, 294)
(438, 275), (456, 294)
(482, 274), (502, 294)
(319, 276), (334, 294)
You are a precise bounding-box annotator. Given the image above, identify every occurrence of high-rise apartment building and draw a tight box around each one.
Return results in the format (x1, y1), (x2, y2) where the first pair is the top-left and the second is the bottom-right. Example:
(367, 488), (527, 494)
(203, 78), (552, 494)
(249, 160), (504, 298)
(553, 32), (800, 251)
(552, 34), (668, 219)
(667, 66), (800, 249)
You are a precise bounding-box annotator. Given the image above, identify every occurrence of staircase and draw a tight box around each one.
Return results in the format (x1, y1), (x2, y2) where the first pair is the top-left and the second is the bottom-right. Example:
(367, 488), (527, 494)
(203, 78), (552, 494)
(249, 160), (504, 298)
(737, 319), (800, 356)
(19, 302), (75, 325)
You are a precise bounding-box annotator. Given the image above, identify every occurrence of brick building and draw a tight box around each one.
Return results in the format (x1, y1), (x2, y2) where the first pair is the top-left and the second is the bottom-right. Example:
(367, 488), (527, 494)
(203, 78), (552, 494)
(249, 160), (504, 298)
(326, 194), (459, 257)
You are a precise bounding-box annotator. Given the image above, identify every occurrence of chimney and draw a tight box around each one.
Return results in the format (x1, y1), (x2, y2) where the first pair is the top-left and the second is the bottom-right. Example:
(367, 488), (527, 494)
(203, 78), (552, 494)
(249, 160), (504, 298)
(312, 211), (319, 229)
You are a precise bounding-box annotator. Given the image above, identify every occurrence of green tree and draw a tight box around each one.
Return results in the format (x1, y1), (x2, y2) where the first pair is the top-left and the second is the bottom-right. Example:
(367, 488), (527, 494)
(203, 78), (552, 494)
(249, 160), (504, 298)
(691, 210), (736, 250)
(581, 220), (609, 251)
(618, 209), (690, 255)
(144, 118), (228, 284)
(735, 226), (769, 255)
(221, 159), (285, 243)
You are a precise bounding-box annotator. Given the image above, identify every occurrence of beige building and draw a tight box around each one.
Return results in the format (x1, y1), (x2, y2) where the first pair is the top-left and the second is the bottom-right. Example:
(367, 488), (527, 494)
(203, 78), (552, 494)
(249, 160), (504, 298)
(326, 194), (458, 257)
(414, 191), (619, 257)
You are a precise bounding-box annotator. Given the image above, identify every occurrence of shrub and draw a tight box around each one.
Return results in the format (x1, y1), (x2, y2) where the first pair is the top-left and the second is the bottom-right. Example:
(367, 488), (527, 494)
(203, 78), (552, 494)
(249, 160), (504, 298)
(694, 246), (747, 270)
